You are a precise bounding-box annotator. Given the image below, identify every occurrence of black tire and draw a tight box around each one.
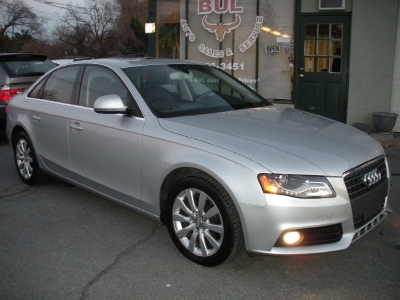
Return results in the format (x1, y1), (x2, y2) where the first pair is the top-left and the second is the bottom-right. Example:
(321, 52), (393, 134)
(166, 175), (243, 266)
(13, 132), (45, 185)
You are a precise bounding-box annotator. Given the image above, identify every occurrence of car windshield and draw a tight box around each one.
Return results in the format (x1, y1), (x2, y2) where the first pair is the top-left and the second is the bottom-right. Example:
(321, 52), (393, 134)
(122, 64), (271, 118)
(0, 59), (56, 78)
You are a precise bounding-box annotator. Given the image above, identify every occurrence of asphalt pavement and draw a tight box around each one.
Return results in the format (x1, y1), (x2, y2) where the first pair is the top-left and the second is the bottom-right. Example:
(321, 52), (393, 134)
(0, 130), (399, 300)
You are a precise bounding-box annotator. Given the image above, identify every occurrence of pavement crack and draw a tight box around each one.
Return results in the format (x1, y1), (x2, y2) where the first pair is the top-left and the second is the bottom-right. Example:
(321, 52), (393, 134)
(80, 224), (161, 300)
(0, 184), (37, 201)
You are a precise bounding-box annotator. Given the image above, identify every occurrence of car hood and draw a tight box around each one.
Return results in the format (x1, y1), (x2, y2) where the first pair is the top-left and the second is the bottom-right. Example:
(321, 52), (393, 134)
(158, 107), (384, 176)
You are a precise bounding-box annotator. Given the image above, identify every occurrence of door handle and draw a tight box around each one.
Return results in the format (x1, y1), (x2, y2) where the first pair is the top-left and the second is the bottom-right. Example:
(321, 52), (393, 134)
(70, 123), (83, 131)
(32, 115), (41, 121)
(299, 74), (304, 78)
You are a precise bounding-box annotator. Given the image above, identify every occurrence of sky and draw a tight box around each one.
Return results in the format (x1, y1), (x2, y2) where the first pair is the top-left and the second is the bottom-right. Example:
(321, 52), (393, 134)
(21, 0), (88, 33)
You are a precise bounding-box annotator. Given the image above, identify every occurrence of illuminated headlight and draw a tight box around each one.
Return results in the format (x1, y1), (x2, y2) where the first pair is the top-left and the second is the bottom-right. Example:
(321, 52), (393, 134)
(258, 174), (336, 198)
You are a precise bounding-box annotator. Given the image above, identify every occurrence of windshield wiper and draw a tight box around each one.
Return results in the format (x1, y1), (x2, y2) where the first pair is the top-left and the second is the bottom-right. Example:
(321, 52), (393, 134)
(230, 102), (267, 110)
(20, 72), (45, 76)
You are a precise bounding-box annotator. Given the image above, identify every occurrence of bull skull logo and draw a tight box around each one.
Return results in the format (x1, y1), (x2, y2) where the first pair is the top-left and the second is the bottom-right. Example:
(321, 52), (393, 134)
(202, 14), (241, 42)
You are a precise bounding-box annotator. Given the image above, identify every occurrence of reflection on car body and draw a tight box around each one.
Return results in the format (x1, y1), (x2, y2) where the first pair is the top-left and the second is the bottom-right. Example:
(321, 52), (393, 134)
(6, 58), (392, 266)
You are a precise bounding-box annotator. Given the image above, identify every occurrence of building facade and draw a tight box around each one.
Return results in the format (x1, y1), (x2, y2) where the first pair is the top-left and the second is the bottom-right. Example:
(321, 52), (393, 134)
(147, 0), (400, 131)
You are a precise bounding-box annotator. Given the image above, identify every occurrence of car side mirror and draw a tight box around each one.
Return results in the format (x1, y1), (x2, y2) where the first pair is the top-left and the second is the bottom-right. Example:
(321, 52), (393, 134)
(93, 94), (127, 114)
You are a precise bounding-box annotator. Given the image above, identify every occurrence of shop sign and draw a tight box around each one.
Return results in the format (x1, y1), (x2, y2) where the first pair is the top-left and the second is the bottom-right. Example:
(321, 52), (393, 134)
(198, 0), (244, 14)
(266, 45), (280, 53)
(180, 0), (263, 58)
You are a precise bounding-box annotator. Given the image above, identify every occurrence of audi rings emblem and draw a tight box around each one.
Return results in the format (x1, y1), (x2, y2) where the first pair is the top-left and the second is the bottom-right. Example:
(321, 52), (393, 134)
(362, 169), (381, 187)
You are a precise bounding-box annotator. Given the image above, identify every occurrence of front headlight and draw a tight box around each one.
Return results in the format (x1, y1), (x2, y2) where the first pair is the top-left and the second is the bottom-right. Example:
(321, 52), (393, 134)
(258, 174), (336, 198)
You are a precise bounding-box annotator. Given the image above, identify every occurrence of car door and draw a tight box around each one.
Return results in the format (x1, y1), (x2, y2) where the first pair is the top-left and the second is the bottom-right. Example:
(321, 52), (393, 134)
(68, 65), (144, 207)
(27, 65), (80, 175)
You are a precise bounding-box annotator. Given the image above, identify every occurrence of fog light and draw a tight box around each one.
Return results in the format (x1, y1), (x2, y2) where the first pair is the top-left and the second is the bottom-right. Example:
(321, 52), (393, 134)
(282, 231), (303, 246)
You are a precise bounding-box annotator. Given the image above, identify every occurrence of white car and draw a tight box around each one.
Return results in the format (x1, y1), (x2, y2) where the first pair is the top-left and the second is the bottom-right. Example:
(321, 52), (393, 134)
(6, 58), (392, 266)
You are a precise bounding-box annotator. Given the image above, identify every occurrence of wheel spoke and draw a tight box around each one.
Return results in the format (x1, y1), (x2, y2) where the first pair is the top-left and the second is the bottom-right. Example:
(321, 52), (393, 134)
(175, 195), (194, 217)
(20, 140), (25, 150)
(199, 230), (208, 256)
(186, 189), (197, 213)
(204, 230), (220, 249)
(172, 213), (190, 223)
(205, 223), (224, 234)
(23, 165), (28, 178)
(197, 191), (207, 216)
(17, 143), (24, 155)
(176, 223), (195, 239)
(19, 164), (25, 176)
(26, 163), (33, 177)
(203, 206), (219, 220)
(188, 230), (199, 252)
(21, 165), (27, 178)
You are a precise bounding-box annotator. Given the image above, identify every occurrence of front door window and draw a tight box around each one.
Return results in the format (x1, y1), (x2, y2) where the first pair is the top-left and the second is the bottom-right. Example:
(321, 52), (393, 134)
(304, 23), (343, 73)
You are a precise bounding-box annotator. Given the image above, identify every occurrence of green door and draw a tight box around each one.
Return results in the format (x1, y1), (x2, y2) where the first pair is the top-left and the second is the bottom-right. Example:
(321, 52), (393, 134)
(295, 15), (350, 123)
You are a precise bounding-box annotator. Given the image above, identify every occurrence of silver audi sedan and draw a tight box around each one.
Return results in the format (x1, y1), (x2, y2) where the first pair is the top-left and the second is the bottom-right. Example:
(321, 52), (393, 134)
(6, 58), (392, 266)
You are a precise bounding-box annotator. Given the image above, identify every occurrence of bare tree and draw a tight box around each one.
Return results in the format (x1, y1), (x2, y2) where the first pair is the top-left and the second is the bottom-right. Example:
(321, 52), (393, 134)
(44, 0), (149, 57)
(55, 0), (119, 57)
(21, 38), (63, 58)
(0, 0), (41, 52)
(80, 0), (118, 56)
(53, 16), (91, 57)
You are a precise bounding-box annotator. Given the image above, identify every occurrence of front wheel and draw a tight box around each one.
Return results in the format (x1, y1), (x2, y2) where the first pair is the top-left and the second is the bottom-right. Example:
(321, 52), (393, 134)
(13, 132), (45, 185)
(166, 175), (243, 266)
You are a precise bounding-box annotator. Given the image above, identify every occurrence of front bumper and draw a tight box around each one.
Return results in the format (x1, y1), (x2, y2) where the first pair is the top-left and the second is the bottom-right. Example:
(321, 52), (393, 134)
(239, 172), (391, 255)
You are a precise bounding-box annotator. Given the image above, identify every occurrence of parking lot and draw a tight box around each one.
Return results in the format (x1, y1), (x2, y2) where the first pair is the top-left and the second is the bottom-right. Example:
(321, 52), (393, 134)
(0, 130), (399, 300)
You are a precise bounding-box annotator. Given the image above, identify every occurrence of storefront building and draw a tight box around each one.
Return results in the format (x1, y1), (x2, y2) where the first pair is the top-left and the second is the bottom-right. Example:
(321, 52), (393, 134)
(147, 0), (400, 131)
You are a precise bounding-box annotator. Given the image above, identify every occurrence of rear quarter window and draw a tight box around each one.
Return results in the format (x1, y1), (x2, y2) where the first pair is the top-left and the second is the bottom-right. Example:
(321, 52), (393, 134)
(42, 66), (80, 103)
(29, 78), (47, 99)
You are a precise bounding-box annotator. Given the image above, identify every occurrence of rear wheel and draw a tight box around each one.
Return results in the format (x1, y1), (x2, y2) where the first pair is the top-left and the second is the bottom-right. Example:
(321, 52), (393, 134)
(13, 132), (45, 185)
(166, 175), (243, 266)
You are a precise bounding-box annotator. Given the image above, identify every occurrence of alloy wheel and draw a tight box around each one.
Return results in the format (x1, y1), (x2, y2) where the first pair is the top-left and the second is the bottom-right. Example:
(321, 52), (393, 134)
(16, 138), (34, 180)
(172, 188), (224, 257)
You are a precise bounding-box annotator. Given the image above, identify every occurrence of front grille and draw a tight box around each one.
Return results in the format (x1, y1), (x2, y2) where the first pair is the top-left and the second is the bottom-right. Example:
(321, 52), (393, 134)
(343, 157), (388, 229)
(274, 224), (343, 247)
(343, 157), (387, 200)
